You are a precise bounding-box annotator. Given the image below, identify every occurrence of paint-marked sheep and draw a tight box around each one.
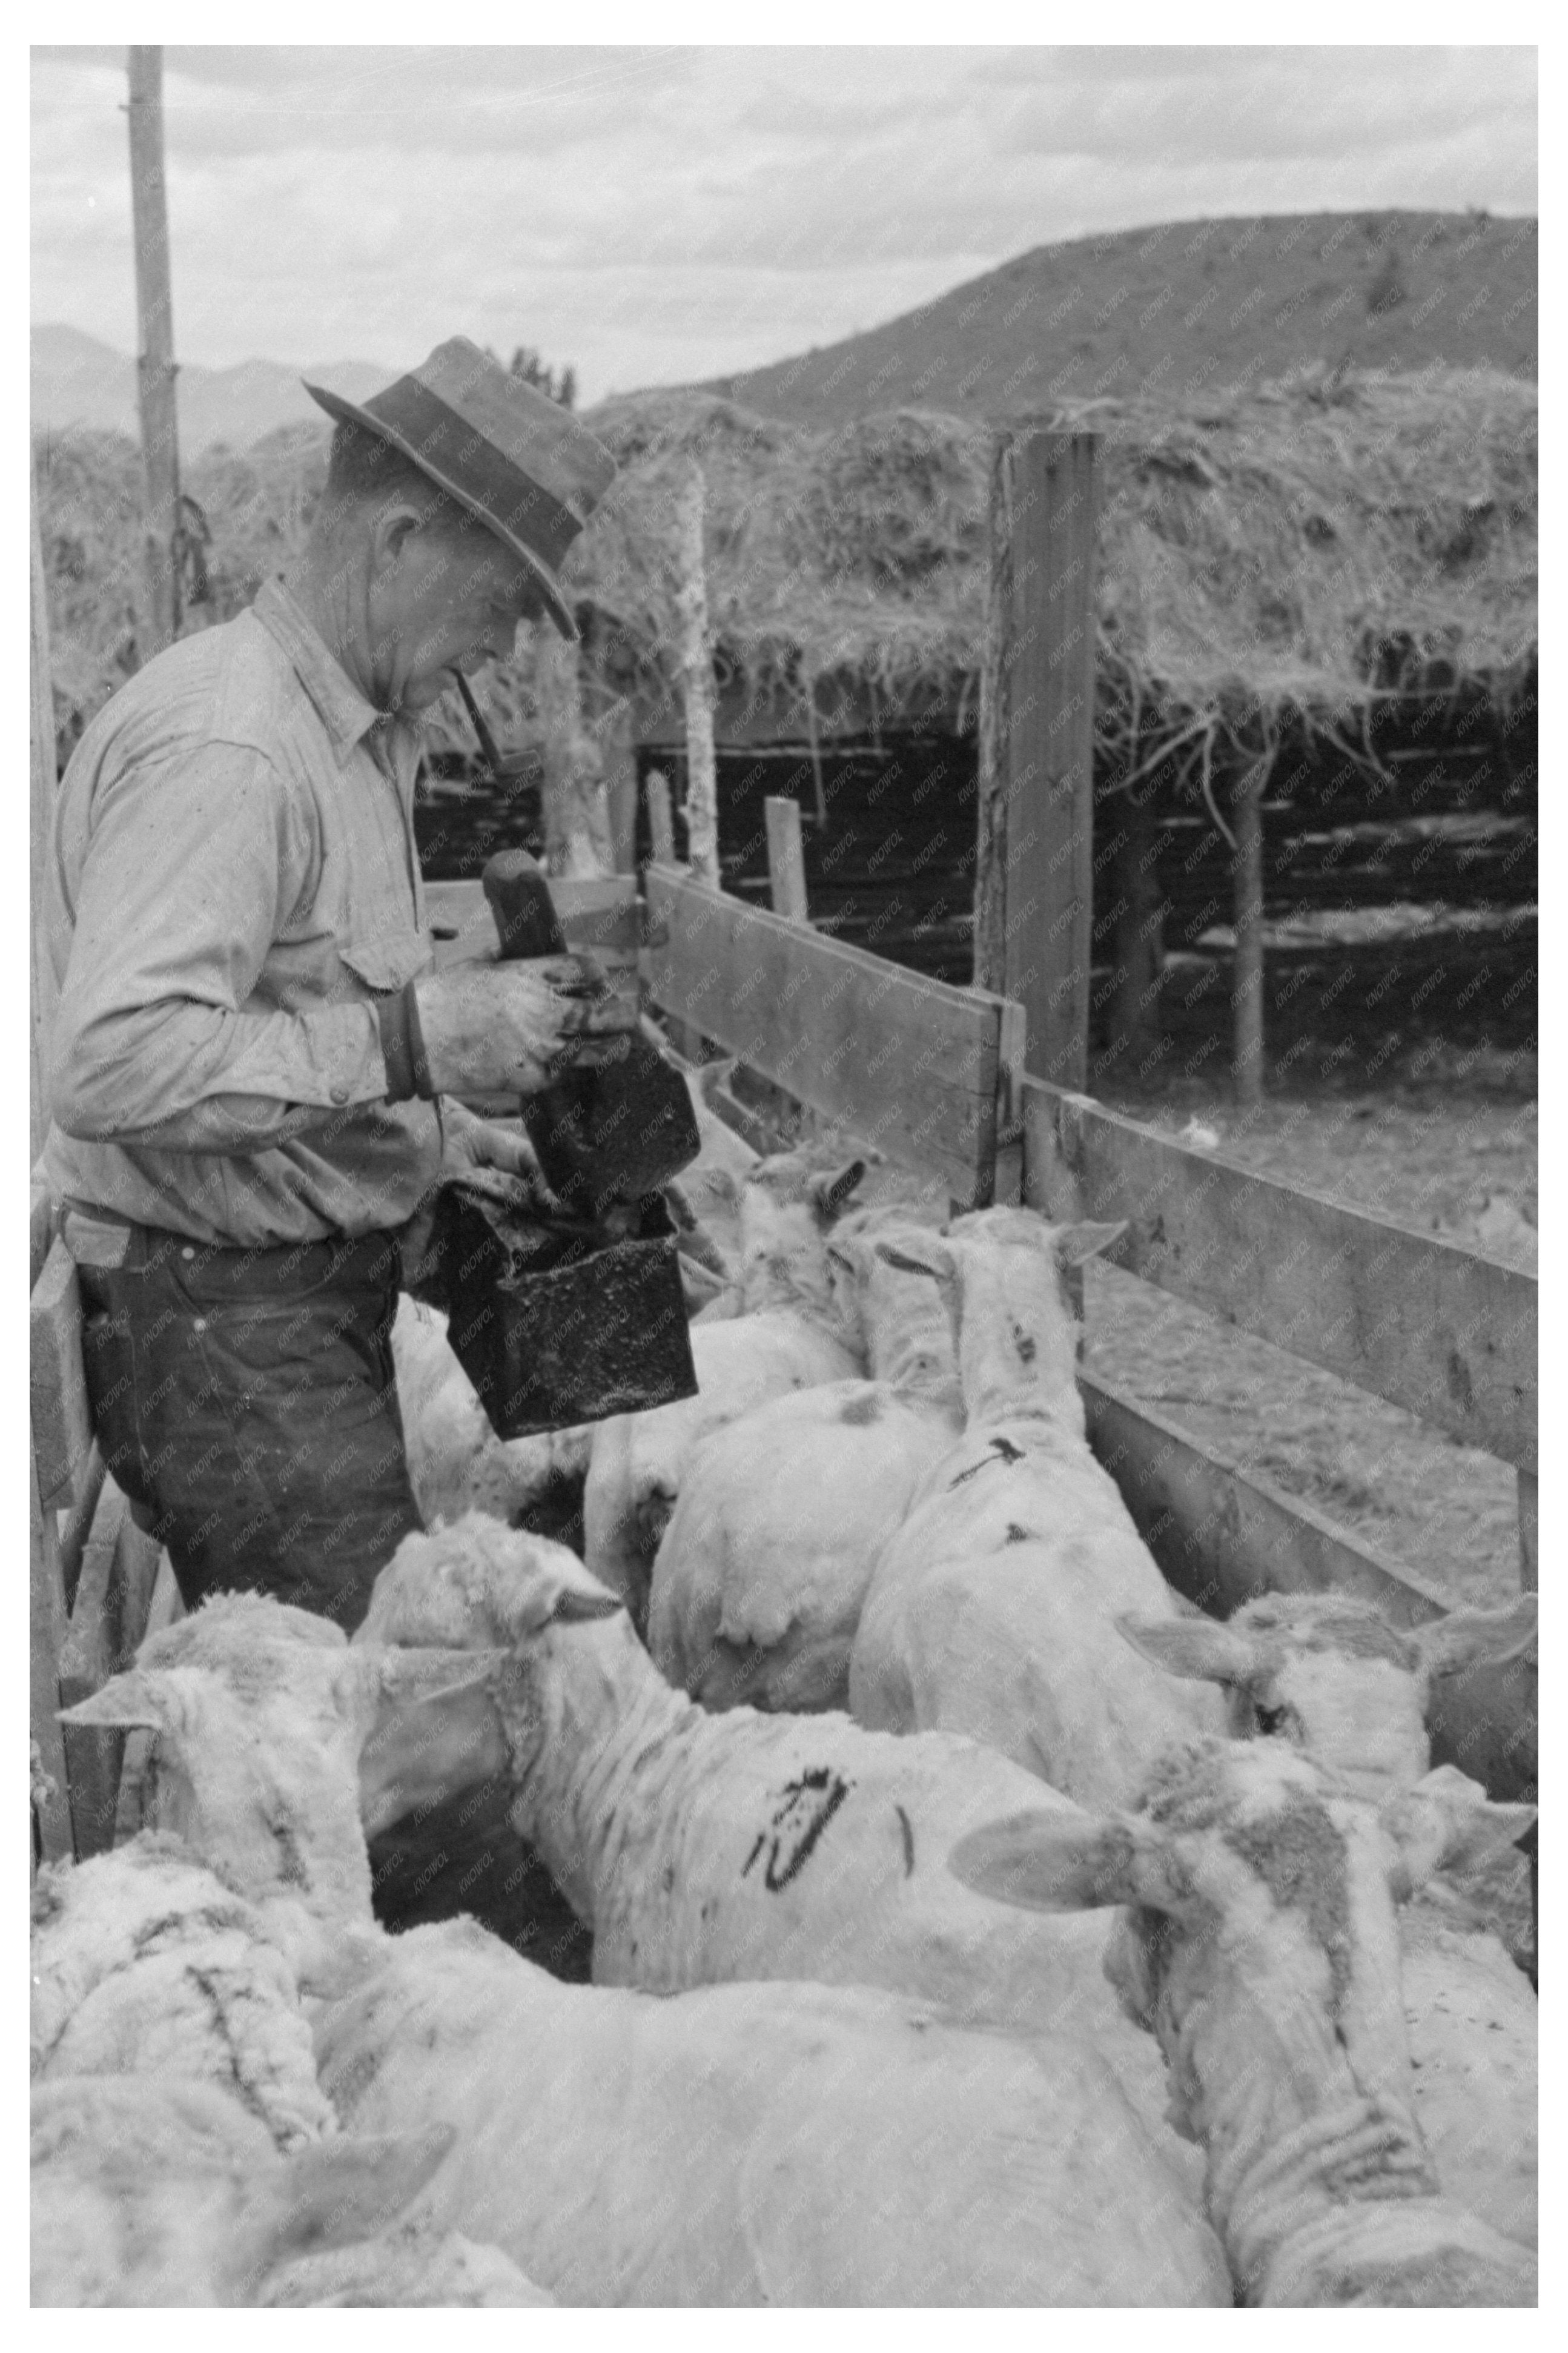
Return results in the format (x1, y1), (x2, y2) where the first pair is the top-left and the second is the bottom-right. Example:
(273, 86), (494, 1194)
(950, 1736), (1537, 2305)
(1117, 1590), (1539, 2246)
(647, 1214), (962, 1711)
(849, 1208), (1224, 1803)
(65, 1595), (1226, 2303)
(358, 1517), (1202, 2179)
(30, 1835), (333, 2149)
(59, 1594), (508, 1994)
(583, 1144), (870, 1623)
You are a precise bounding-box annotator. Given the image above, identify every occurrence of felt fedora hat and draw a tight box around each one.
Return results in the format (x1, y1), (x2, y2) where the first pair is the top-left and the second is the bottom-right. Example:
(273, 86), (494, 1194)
(302, 336), (616, 640)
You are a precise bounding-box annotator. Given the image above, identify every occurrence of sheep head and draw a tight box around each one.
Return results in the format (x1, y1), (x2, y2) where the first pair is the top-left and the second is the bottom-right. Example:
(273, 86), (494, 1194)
(362, 1514), (625, 1652)
(948, 1738), (1533, 2149)
(736, 1144), (870, 1318)
(59, 1597), (509, 1981)
(907, 1208), (1126, 1425)
(1117, 1591), (1538, 1801)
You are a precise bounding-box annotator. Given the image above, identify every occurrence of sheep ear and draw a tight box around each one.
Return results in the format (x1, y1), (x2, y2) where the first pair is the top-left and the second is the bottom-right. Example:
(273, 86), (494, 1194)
(551, 1587), (624, 1624)
(696, 1056), (738, 1102)
(1413, 1593), (1537, 1683)
(58, 1667), (180, 1736)
(809, 1160), (868, 1217)
(701, 1167), (741, 1207)
(243, 2124), (455, 2270)
(1379, 1764), (1537, 1897)
(1052, 1220), (1129, 1268)
(1117, 1612), (1270, 1690)
(872, 1235), (952, 1285)
(948, 1809), (1166, 1914)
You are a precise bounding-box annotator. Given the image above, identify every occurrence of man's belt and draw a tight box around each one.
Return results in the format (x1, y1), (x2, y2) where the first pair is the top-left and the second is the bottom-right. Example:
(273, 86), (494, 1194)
(61, 1205), (403, 1296)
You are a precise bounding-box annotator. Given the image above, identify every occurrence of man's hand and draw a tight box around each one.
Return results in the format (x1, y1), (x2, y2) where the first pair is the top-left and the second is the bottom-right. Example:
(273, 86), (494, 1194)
(399, 1100), (563, 1296)
(437, 1099), (560, 1217)
(411, 954), (638, 1099)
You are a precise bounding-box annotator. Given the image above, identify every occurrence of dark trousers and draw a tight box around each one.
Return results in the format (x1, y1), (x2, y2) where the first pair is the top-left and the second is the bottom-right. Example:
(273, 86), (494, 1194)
(78, 1221), (423, 1633)
(78, 1214), (593, 1973)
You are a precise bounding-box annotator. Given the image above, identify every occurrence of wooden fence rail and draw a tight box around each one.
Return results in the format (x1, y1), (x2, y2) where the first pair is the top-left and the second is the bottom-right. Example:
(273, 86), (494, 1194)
(1021, 1078), (1537, 1472)
(642, 862), (1016, 1209)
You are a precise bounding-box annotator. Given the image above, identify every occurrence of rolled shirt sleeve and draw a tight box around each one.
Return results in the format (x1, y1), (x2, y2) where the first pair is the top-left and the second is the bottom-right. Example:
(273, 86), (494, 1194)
(50, 740), (391, 1154)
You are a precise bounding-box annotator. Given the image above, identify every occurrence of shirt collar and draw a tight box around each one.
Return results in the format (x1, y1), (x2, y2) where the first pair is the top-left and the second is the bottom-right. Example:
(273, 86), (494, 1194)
(252, 577), (385, 768)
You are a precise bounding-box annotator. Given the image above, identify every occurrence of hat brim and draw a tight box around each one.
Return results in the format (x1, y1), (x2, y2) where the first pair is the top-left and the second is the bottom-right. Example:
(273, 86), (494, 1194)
(302, 379), (580, 642)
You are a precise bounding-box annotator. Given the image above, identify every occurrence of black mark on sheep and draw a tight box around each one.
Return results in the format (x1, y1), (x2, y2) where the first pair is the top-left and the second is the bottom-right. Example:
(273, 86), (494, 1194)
(743, 1769), (853, 1893)
(947, 1434), (1025, 1488)
(895, 1804), (915, 1876)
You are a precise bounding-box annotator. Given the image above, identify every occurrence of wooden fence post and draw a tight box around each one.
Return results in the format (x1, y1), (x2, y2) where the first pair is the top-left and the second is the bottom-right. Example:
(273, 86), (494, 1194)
(1232, 758), (1266, 1110)
(974, 431), (1099, 1090)
(31, 465), (59, 1168)
(646, 769), (676, 867)
(127, 45), (181, 658)
(600, 697), (640, 875)
(764, 796), (810, 925)
(674, 457), (720, 888)
(1517, 1469), (1537, 1593)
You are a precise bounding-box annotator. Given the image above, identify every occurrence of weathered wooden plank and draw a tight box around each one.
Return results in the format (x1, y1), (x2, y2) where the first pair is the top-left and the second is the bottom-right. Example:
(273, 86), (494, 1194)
(1517, 1469), (1537, 1593)
(55, 1441), (108, 1615)
(974, 431), (1099, 1091)
(1083, 1375), (1535, 1802)
(764, 796), (810, 925)
(59, 1481), (132, 1859)
(646, 770), (676, 868)
(1024, 1079), (1536, 1471)
(643, 865), (1002, 1202)
(600, 699), (639, 875)
(31, 1179), (55, 1289)
(31, 468), (59, 1167)
(424, 875), (641, 967)
(113, 1509), (167, 1663)
(109, 1544), (185, 1851)
(30, 1237), (95, 1512)
(30, 1446), (73, 1864)
(128, 47), (182, 655)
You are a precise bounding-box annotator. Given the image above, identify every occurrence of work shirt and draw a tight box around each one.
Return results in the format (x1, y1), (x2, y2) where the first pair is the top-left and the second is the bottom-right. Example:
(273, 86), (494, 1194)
(43, 578), (443, 1247)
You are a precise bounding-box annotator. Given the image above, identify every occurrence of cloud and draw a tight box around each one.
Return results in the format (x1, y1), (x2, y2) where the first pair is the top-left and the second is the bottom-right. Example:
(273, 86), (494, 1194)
(30, 44), (1537, 403)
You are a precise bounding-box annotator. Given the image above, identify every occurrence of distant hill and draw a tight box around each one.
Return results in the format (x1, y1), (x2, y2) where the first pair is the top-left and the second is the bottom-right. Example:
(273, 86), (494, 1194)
(30, 324), (386, 452)
(709, 210), (1537, 427)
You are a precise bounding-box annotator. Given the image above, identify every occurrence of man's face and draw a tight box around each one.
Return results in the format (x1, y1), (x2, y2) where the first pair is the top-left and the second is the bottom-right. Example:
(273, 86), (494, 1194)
(369, 503), (551, 710)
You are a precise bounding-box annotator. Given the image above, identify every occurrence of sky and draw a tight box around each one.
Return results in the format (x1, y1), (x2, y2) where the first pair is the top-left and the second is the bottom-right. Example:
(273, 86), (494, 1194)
(30, 42), (1538, 405)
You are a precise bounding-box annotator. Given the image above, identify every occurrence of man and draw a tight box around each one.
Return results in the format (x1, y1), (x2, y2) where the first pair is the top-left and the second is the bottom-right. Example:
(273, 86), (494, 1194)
(44, 337), (630, 1638)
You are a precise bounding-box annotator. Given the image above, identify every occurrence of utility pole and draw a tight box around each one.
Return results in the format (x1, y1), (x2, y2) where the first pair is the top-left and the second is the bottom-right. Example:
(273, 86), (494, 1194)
(127, 45), (180, 656)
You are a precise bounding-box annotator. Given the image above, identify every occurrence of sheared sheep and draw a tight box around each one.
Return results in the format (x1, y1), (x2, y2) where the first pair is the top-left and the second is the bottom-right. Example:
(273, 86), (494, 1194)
(357, 1517), (1200, 2181)
(31, 2074), (542, 2306)
(1117, 1589), (1540, 2246)
(59, 1593), (508, 1994)
(848, 1208), (1225, 1803)
(583, 1143), (870, 1623)
(30, 1833), (333, 2149)
(949, 1736), (1537, 2305)
(646, 1213), (962, 1711)
(61, 1591), (1225, 2303)
(314, 1909), (1226, 2306)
